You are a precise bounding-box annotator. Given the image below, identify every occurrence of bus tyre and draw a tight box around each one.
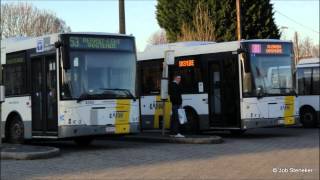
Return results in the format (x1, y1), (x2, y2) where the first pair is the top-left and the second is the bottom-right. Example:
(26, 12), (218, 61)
(300, 108), (316, 128)
(8, 116), (24, 144)
(74, 137), (94, 146)
(185, 110), (199, 134)
(230, 130), (246, 135)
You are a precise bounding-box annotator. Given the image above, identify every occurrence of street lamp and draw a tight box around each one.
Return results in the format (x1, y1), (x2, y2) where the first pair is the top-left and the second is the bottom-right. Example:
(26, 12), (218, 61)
(280, 26), (288, 40)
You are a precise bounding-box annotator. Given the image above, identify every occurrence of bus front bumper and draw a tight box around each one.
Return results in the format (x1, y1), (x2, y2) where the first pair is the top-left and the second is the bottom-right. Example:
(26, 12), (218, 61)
(58, 123), (140, 138)
(241, 116), (299, 129)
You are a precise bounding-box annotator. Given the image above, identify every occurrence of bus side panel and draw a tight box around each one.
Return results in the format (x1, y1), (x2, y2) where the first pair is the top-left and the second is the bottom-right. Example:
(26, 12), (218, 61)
(182, 94), (209, 130)
(140, 94), (210, 130)
(241, 97), (268, 121)
(241, 96), (297, 129)
(58, 99), (139, 138)
(1, 96), (32, 139)
(298, 95), (320, 122)
(140, 95), (158, 129)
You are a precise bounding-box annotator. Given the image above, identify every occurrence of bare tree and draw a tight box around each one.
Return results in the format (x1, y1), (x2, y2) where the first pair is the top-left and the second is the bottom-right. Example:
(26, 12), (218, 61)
(311, 44), (320, 58)
(0, 2), (71, 39)
(148, 29), (167, 45)
(293, 32), (319, 61)
(299, 37), (316, 57)
(177, 2), (215, 41)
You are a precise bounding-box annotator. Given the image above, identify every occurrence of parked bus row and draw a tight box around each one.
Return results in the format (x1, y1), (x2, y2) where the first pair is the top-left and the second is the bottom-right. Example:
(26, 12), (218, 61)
(1, 32), (317, 145)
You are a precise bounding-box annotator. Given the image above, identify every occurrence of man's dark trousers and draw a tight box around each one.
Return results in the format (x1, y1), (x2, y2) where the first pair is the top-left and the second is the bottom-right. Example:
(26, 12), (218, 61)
(170, 105), (181, 135)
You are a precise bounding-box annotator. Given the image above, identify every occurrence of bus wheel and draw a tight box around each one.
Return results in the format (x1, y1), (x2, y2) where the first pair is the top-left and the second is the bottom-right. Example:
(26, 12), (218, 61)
(300, 108), (316, 128)
(74, 137), (94, 146)
(230, 130), (246, 135)
(8, 116), (24, 144)
(185, 110), (199, 134)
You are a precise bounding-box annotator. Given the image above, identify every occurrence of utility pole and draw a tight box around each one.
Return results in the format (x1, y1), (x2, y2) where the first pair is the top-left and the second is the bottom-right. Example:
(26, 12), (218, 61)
(236, 0), (241, 41)
(119, 0), (126, 34)
(294, 31), (299, 64)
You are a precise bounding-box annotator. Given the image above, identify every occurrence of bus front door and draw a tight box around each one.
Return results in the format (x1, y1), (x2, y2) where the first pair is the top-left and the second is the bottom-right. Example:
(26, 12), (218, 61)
(31, 54), (58, 136)
(208, 57), (240, 128)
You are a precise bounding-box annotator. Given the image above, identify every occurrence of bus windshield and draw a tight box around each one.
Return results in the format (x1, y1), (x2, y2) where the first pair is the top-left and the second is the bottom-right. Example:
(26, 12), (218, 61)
(61, 50), (136, 100)
(250, 54), (294, 96)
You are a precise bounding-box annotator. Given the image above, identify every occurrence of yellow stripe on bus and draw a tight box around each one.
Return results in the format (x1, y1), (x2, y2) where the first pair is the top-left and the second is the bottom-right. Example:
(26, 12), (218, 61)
(115, 99), (131, 134)
(284, 96), (295, 125)
(154, 96), (172, 129)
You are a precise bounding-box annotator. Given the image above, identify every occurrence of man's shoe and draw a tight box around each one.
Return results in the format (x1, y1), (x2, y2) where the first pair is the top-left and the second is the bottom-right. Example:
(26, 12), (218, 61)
(174, 133), (185, 138)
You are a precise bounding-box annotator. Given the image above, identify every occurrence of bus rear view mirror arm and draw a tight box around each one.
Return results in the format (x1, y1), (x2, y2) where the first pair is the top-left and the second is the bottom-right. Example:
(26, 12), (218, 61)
(55, 40), (70, 70)
(237, 48), (247, 54)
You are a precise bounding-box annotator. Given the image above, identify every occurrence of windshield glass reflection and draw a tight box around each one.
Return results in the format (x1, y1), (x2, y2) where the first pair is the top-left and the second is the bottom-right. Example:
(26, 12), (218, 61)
(250, 55), (293, 95)
(61, 51), (136, 99)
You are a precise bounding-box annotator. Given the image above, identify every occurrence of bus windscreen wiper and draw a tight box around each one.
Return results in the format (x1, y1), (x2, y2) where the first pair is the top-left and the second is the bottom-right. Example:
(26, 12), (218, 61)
(99, 88), (136, 100)
(77, 92), (91, 103)
(271, 87), (297, 96)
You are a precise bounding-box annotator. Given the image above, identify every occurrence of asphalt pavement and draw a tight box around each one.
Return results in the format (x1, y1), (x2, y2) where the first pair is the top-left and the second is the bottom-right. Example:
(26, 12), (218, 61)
(1, 127), (319, 180)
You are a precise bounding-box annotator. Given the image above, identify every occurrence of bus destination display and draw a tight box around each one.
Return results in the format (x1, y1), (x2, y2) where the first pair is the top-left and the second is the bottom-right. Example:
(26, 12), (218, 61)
(250, 43), (286, 54)
(179, 59), (195, 67)
(69, 36), (133, 51)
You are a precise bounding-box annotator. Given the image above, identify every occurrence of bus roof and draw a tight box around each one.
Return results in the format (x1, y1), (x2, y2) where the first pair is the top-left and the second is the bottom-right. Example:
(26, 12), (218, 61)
(243, 39), (292, 43)
(138, 39), (291, 61)
(297, 57), (320, 67)
(1, 32), (134, 54)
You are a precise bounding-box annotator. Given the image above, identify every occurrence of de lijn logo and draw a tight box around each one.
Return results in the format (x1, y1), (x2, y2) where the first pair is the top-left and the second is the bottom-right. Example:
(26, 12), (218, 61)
(36, 37), (52, 53)
(36, 39), (44, 53)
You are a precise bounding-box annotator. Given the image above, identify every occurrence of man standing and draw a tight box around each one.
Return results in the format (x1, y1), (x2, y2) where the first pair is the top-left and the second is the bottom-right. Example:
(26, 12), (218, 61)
(169, 75), (185, 138)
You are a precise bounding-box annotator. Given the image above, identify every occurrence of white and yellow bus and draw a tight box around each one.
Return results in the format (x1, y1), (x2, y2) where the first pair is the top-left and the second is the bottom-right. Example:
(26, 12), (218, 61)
(137, 40), (298, 134)
(1, 32), (139, 145)
(297, 57), (320, 128)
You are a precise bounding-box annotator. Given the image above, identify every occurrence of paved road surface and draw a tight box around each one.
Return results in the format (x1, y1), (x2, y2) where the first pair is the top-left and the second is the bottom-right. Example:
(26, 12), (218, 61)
(1, 127), (319, 180)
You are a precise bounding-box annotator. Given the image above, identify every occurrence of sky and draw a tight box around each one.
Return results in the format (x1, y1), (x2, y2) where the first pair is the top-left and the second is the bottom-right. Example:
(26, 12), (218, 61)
(1, 0), (319, 51)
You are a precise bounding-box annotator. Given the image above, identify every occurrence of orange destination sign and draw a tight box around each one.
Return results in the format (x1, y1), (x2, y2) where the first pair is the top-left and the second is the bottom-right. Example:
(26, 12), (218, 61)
(179, 60), (195, 67)
(266, 44), (283, 54)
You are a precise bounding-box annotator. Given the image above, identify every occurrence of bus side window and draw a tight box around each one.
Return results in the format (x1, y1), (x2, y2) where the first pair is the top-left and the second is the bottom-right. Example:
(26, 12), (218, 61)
(140, 60), (162, 95)
(3, 52), (27, 96)
(312, 67), (320, 95)
(298, 68), (312, 95)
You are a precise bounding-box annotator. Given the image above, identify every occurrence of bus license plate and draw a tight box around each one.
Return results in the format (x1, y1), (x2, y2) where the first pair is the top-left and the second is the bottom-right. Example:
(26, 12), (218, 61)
(278, 120), (284, 124)
(106, 127), (115, 133)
